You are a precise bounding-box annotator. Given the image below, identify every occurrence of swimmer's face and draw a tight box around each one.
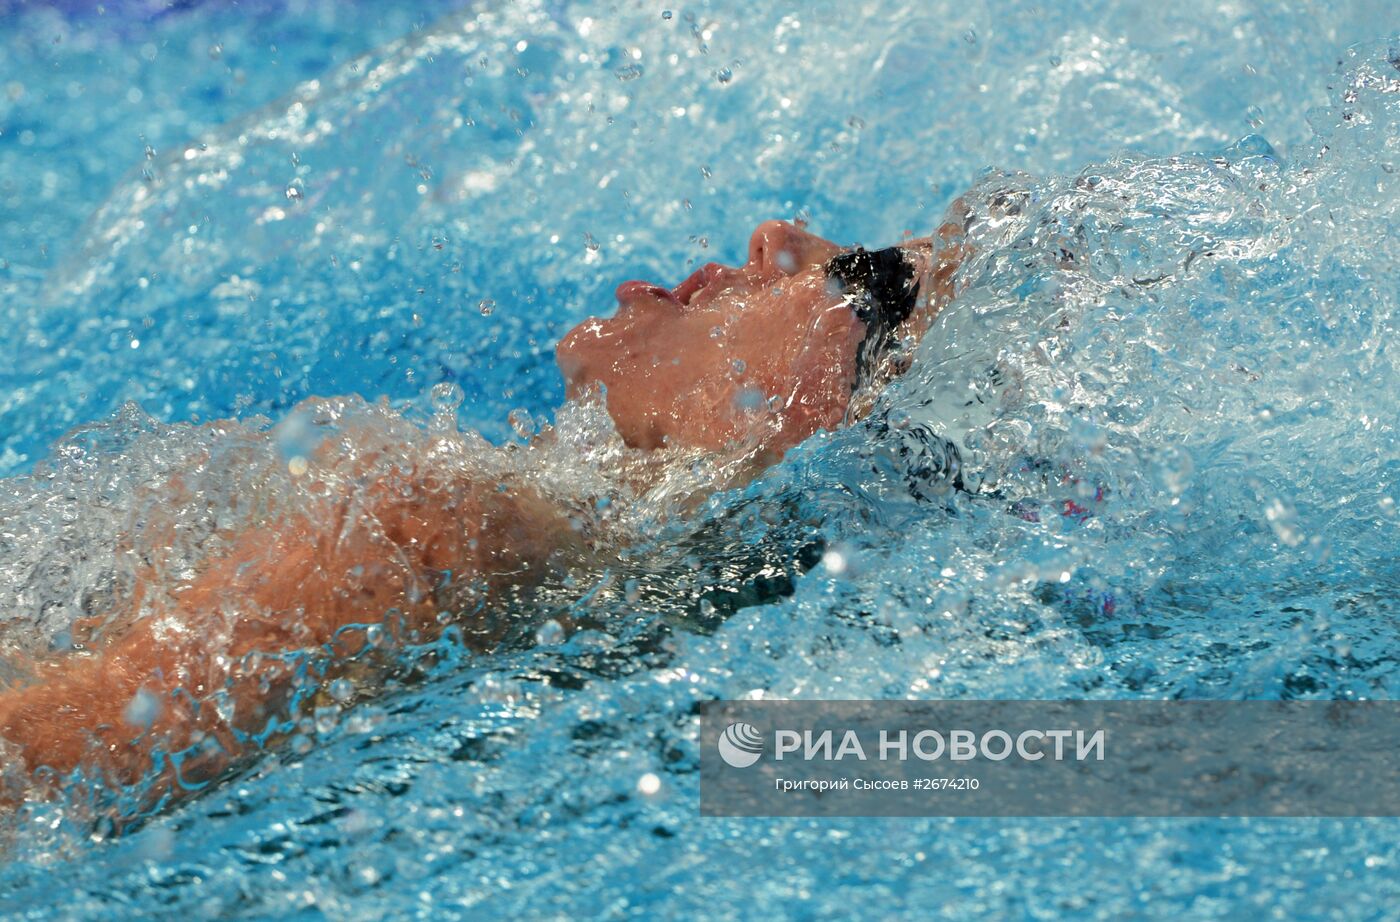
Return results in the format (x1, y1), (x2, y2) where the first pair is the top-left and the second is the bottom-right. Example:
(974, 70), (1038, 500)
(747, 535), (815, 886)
(556, 220), (877, 456)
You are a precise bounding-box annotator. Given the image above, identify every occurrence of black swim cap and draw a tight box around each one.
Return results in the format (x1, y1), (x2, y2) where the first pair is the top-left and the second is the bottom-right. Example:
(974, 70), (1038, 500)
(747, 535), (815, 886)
(824, 245), (919, 389)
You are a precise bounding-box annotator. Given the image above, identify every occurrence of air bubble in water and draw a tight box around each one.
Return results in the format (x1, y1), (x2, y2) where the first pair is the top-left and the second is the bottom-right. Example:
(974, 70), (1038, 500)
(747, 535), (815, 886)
(536, 619), (565, 645)
(478, 298), (496, 315)
(314, 706), (339, 735)
(716, 67), (733, 84)
(285, 180), (304, 202)
(329, 678), (354, 703)
(661, 10), (673, 19)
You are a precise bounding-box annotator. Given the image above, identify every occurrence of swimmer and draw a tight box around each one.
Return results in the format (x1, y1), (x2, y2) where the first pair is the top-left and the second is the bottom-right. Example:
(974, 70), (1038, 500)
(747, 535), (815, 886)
(0, 217), (966, 817)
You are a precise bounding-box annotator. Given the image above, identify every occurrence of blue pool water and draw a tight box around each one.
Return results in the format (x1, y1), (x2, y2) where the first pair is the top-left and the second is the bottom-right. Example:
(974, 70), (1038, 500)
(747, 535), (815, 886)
(2, 0), (1399, 917)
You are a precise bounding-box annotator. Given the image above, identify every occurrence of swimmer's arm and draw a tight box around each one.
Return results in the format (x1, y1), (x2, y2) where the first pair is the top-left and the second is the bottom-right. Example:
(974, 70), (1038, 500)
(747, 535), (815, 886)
(0, 475), (577, 807)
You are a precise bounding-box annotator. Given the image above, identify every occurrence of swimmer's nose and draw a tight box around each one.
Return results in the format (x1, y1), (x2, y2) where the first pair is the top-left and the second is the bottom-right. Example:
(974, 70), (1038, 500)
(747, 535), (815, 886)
(746, 220), (841, 277)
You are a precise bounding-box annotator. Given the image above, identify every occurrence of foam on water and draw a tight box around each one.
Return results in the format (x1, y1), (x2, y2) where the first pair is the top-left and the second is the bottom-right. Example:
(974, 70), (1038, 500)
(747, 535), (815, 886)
(1, 0), (1399, 917)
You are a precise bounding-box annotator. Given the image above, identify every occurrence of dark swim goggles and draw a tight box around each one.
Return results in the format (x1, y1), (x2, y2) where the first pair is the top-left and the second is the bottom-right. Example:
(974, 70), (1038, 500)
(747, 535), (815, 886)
(823, 246), (919, 389)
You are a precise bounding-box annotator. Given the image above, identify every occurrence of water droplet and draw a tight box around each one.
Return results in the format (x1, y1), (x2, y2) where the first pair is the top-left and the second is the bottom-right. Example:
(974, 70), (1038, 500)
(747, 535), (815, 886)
(963, 29), (977, 44)
(345, 706), (384, 735)
(1305, 535), (1331, 565)
(700, 164), (712, 179)
(730, 359), (746, 375)
(329, 678), (354, 703)
(822, 547), (849, 575)
(508, 408), (535, 439)
(536, 619), (565, 645)
(1264, 497), (1304, 546)
(123, 688), (162, 727)
(847, 115), (865, 129)
(661, 9), (673, 19)
(1245, 104), (1265, 129)
(208, 42), (223, 60)
(1152, 446), (1194, 495)
(614, 63), (644, 81)
(478, 297), (495, 316)
(314, 705), (340, 735)
(143, 144), (156, 160)
(637, 773), (661, 795)
(716, 66), (733, 84)
(276, 409), (324, 462)
(1049, 54), (1062, 67)
(430, 381), (464, 414)
(285, 180), (304, 202)
(732, 386), (766, 413)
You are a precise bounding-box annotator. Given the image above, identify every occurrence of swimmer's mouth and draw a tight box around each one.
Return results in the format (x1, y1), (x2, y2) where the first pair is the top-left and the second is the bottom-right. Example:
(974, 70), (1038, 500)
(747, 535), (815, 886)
(616, 262), (729, 312)
(673, 262), (726, 306)
(615, 280), (681, 307)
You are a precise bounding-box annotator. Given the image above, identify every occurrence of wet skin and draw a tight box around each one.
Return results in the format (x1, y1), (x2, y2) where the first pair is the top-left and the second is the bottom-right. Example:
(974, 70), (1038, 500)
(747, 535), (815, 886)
(558, 219), (961, 457)
(558, 220), (858, 455)
(0, 219), (962, 817)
